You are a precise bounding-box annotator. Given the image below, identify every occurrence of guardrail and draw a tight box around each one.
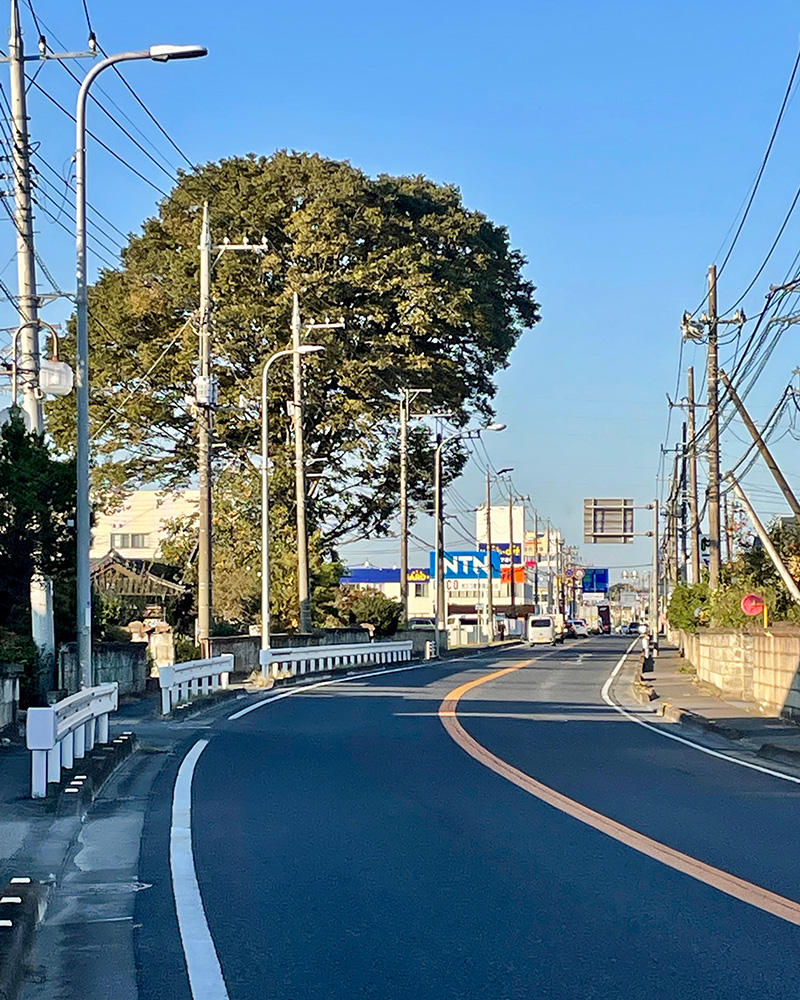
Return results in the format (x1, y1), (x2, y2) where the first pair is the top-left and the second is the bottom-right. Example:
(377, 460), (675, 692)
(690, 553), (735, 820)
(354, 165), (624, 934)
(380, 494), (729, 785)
(26, 683), (118, 798)
(260, 640), (413, 680)
(158, 654), (233, 715)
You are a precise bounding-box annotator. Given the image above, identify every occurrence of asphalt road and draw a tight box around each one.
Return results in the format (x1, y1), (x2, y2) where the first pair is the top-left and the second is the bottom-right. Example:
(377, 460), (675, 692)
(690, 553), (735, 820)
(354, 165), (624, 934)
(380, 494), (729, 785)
(135, 639), (800, 999)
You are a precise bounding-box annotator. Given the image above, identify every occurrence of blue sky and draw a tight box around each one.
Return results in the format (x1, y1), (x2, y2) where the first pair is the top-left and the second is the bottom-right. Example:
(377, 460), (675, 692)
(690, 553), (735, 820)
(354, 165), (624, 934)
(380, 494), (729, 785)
(3, 0), (800, 578)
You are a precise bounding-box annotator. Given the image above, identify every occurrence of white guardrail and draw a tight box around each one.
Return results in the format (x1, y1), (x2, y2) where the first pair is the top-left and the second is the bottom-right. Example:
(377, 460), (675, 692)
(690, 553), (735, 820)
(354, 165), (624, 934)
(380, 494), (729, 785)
(158, 654), (233, 715)
(26, 683), (118, 798)
(260, 640), (413, 680)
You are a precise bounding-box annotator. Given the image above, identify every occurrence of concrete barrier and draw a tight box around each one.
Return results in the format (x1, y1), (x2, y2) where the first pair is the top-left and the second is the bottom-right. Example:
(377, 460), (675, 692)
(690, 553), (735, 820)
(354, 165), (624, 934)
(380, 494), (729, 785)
(0, 877), (43, 1000)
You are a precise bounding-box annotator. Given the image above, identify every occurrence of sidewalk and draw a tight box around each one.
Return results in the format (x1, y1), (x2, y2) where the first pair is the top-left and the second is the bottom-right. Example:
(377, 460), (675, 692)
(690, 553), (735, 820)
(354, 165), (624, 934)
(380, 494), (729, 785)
(633, 644), (800, 767)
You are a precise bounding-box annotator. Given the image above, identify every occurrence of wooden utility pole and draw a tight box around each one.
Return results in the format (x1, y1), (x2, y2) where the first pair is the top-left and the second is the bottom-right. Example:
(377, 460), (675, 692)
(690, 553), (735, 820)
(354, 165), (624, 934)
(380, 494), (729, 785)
(707, 264), (721, 589)
(687, 366), (701, 584)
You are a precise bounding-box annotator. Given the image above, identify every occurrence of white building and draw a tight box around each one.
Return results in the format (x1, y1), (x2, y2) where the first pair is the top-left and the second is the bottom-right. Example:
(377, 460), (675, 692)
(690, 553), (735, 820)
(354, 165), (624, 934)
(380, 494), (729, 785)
(90, 489), (199, 562)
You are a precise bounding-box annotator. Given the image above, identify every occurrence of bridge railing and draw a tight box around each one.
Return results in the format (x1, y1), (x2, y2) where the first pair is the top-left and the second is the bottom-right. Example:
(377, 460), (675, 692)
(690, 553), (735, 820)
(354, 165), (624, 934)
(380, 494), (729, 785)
(158, 654), (233, 715)
(260, 640), (413, 680)
(26, 683), (118, 798)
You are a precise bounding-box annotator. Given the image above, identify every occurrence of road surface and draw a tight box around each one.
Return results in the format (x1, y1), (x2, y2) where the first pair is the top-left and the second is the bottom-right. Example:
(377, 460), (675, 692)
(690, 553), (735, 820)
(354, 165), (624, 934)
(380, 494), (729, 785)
(135, 638), (800, 999)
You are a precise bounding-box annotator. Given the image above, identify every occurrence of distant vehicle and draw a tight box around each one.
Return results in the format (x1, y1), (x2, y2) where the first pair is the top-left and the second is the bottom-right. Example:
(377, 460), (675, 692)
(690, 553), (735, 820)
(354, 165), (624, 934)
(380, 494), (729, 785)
(407, 617), (436, 630)
(625, 621), (641, 635)
(528, 615), (560, 645)
(568, 618), (590, 638)
(597, 604), (612, 634)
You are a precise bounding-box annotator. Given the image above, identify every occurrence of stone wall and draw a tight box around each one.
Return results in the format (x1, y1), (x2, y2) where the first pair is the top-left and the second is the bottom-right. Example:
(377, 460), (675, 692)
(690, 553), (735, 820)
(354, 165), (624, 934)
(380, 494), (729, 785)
(58, 642), (149, 697)
(678, 625), (800, 719)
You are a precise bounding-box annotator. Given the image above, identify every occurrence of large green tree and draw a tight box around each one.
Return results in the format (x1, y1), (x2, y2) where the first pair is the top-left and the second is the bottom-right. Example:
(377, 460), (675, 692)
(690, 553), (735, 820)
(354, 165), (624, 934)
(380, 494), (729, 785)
(49, 151), (539, 552)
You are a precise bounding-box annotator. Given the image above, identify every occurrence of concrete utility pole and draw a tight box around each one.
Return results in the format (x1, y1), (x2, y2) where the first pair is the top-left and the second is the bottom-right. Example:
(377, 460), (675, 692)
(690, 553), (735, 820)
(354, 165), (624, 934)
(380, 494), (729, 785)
(8, 0), (41, 434)
(533, 509), (540, 612)
(399, 387), (431, 621)
(485, 472), (495, 640)
(196, 204), (213, 655)
(546, 521), (553, 611)
(291, 294), (343, 632)
(719, 369), (800, 522)
(650, 500), (659, 638)
(680, 421), (688, 581)
(291, 293), (312, 632)
(433, 432), (444, 645)
(706, 264), (721, 589)
(687, 366), (701, 584)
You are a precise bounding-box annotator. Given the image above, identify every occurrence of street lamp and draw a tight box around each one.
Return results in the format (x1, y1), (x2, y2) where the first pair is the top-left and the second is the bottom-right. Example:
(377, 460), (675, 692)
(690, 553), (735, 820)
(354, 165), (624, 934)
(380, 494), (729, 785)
(75, 43), (207, 688)
(261, 345), (324, 657)
(433, 423), (505, 653)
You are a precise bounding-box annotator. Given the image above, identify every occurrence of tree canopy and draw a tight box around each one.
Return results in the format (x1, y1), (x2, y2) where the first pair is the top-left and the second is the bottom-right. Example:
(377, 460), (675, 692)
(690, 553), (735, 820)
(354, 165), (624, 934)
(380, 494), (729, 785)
(48, 151), (539, 554)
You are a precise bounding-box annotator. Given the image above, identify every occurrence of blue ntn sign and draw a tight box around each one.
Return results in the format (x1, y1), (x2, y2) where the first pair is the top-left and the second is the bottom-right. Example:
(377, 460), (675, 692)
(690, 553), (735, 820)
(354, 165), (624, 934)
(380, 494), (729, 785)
(429, 550), (502, 580)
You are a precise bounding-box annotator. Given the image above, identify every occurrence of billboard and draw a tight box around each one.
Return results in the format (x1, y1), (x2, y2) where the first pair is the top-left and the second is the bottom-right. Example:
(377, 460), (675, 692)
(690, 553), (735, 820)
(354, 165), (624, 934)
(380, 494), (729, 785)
(429, 550), (502, 580)
(477, 541), (522, 564)
(581, 568), (609, 594)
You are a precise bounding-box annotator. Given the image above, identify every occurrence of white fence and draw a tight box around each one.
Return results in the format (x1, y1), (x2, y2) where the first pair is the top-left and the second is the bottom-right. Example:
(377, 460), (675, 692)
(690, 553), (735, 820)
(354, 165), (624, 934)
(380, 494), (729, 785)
(260, 640), (413, 680)
(158, 654), (233, 715)
(26, 683), (118, 798)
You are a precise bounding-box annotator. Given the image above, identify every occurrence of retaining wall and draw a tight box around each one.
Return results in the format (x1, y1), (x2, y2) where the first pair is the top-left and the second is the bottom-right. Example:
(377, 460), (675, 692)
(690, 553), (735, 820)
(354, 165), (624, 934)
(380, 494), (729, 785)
(678, 625), (800, 719)
(58, 642), (148, 697)
(209, 629), (371, 676)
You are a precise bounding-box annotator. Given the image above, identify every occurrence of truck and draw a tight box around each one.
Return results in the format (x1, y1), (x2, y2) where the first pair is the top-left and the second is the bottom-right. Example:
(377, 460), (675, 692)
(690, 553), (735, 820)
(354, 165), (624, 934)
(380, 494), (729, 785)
(597, 604), (611, 634)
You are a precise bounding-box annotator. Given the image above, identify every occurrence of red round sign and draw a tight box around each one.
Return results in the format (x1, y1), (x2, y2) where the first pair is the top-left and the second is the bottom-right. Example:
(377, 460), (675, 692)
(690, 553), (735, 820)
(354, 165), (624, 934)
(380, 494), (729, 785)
(741, 593), (765, 617)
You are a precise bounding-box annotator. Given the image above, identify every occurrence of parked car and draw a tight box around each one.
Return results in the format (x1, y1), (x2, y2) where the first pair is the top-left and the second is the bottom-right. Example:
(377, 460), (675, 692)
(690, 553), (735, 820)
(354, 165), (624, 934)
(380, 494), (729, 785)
(625, 621), (642, 635)
(407, 617), (436, 630)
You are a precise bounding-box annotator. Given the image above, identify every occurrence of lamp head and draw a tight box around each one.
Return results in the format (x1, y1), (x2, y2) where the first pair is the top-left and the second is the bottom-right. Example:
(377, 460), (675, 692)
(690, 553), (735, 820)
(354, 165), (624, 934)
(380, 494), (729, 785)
(486, 422), (506, 433)
(298, 344), (325, 355)
(149, 44), (208, 62)
(497, 466), (514, 475)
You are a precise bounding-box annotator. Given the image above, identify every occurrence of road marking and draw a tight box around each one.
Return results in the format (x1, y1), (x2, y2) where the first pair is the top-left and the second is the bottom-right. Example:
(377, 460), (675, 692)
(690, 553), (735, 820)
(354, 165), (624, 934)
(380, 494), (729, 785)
(439, 662), (800, 926)
(170, 739), (230, 1000)
(601, 646), (800, 786)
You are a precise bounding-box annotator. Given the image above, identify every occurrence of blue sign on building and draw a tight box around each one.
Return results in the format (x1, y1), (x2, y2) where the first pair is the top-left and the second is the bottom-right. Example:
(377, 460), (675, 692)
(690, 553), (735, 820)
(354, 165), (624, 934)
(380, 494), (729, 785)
(581, 567), (609, 594)
(477, 542), (522, 564)
(429, 550), (502, 580)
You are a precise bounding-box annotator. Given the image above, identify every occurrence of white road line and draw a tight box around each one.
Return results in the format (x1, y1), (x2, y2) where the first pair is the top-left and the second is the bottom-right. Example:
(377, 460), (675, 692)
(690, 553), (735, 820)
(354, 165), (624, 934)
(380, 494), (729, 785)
(170, 739), (230, 1000)
(601, 645), (800, 786)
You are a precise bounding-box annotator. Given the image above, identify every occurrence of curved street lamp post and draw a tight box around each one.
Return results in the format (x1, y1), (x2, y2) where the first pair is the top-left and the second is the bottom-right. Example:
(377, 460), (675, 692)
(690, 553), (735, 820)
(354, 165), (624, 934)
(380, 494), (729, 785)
(75, 44), (207, 688)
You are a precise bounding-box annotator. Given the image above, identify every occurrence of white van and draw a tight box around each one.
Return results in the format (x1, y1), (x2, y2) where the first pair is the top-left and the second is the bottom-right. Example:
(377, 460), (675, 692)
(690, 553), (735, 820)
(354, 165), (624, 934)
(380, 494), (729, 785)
(528, 614), (557, 645)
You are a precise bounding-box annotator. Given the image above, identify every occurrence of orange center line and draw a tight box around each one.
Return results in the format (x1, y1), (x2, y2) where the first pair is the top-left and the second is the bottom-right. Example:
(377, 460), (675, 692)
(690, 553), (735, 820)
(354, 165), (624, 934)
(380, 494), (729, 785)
(438, 660), (800, 926)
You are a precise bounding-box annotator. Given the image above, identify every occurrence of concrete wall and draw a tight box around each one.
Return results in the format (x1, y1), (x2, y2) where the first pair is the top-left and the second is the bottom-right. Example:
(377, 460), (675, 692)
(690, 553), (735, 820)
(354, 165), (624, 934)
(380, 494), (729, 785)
(679, 626), (800, 719)
(209, 628), (372, 676)
(59, 642), (148, 697)
(0, 662), (21, 732)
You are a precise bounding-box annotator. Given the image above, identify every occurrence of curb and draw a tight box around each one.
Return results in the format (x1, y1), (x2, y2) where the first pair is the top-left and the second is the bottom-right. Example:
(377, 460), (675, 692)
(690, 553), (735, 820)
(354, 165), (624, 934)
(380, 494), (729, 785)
(0, 877), (44, 1000)
(659, 702), (745, 741)
(167, 687), (240, 720)
(757, 743), (800, 767)
(54, 732), (137, 816)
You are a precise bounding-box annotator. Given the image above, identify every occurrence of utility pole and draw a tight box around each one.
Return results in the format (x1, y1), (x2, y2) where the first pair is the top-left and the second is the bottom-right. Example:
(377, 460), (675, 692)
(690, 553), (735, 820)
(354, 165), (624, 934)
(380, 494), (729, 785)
(533, 509), (540, 612)
(196, 204), (213, 655)
(680, 421), (688, 582)
(687, 366), (701, 584)
(650, 500), (659, 639)
(546, 521), (553, 611)
(290, 295), (343, 632)
(508, 493), (516, 615)
(706, 264), (721, 589)
(719, 369), (800, 522)
(486, 471), (495, 641)
(291, 293), (311, 632)
(399, 387), (431, 622)
(8, 0), (41, 434)
(433, 432), (444, 647)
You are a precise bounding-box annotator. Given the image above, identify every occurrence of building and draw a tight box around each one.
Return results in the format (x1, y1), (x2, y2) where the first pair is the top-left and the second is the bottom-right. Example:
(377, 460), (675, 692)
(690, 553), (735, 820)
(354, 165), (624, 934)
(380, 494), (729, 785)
(341, 565), (433, 617)
(90, 489), (199, 562)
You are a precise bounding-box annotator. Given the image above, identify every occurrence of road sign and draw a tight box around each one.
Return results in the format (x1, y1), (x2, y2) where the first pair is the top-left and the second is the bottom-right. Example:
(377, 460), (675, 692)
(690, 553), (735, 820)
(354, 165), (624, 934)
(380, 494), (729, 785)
(575, 567), (585, 580)
(620, 592), (637, 607)
(583, 498), (635, 544)
(581, 568), (609, 593)
(741, 593), (765, 617)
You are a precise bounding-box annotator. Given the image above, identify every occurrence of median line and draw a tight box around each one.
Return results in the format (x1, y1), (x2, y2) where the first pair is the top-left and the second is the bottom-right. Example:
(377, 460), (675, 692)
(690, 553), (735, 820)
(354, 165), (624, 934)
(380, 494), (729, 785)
(439, 661), (800, 927)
